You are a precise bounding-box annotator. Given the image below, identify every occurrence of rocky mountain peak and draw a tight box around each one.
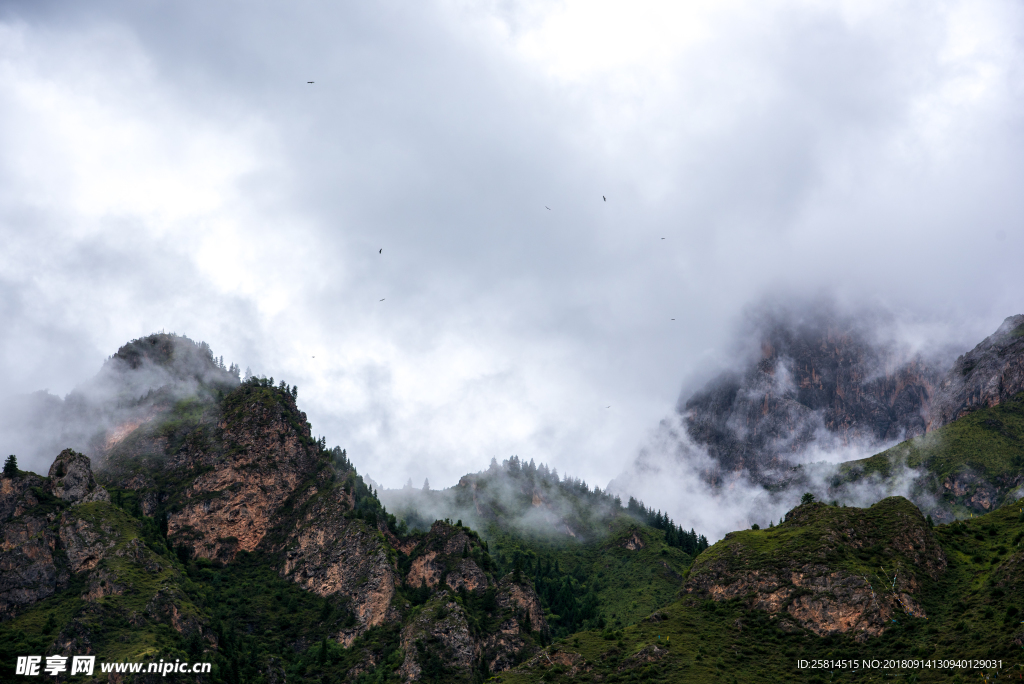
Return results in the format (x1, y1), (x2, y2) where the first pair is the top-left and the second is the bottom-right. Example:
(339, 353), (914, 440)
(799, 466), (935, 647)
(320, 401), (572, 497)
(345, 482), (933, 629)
(97, 333), (240, 400)
(678, 310), (941, 482)
(929, 314), (1024, 427)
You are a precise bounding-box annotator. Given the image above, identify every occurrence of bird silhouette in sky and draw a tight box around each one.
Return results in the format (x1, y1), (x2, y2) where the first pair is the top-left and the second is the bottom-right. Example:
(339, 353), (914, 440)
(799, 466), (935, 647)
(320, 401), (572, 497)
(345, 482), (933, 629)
(379, 248), (382, 254)
(606, 406), (611, 408)
(603, 196), (606, 201)
(380, 298), (385, 301)
(307, 81), (314, 84)
(545, 206), (551, 210)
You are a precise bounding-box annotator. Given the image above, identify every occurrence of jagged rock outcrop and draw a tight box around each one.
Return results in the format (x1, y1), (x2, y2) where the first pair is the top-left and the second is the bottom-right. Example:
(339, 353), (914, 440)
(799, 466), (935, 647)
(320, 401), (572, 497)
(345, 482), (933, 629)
(685, 497), (944, 638)
(1, 450), (195, 632)
(166, 384), (319, 561)
(404, 521), (478, 590)
(494, 573), (546, 634)
(0, 472), (64, 619)
(1, 452), (111, 619)
(97, 378), (322, 563)
(47, 449), (111, 504)
(3, 335), (551, 681)
(399, 593), (477, 682)
(392, 522), (548, 680)
(395, 572), (549, 683)
(632, 309), (1024, 489)
(930, 315), (1024, 427)
(282, 482), (400, 645)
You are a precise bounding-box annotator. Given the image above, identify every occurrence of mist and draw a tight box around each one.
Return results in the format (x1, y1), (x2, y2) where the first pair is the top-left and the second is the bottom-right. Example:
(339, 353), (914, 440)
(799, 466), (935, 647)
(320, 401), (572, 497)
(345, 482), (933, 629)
(605, 296), (1001, 540)
(379, 456), (626, 543)
(0, 1), (1022, 495)
(0, 334), (239, 475)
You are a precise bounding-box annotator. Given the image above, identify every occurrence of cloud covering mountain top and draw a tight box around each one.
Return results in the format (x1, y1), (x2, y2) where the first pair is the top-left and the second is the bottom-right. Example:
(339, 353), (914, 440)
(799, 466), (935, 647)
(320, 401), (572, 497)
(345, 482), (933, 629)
(0, 0), (1021, 494)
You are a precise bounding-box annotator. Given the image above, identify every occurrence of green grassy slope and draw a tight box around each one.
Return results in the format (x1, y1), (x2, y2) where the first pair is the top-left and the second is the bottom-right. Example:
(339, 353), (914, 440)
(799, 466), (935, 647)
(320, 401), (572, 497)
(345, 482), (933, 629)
(488, 517), (692, 637)
(500, 499), (1024, 683)
(836, 392), (1024, 518)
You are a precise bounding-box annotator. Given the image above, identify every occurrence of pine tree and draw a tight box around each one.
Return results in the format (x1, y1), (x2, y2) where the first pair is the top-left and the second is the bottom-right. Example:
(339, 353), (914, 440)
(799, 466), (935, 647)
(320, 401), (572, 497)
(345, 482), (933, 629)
(3, 455), (17, 478)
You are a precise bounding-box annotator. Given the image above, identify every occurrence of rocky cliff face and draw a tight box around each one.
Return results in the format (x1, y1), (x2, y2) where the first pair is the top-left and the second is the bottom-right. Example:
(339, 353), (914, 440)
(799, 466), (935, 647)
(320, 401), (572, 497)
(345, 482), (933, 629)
(166, 383), (320, 561)
(0, 472), (64, 620)
(1, 450), (121, 619)
(394, 521), (548, 681)
(679, 316), (942, 482)
(0, 335), (556, 681)
(685, 497), (944, 638)
(1, 449), (206, 654)
(636, 310), (1024, 488)
(930, 315), (1024, 427)
(282, 480), (400, 646)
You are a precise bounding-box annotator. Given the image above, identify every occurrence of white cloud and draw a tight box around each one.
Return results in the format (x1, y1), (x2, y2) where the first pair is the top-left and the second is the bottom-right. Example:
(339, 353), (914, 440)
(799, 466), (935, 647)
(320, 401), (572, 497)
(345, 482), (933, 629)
(0, 0), (1021, 499)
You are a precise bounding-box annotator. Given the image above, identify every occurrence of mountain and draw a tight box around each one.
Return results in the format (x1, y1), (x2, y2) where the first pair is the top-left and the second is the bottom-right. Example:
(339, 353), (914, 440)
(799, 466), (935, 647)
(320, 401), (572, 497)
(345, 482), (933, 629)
(381, 458), (709, 636)
(3, 324), (1024, 683)
(0, 334), (549, 682)
(624, 311), (1023, 494)
(827, 387), (1024, 523)
(930, 314), (1024, 426)
(0, 334), (241, 475)
(502, 496), (1024, 682)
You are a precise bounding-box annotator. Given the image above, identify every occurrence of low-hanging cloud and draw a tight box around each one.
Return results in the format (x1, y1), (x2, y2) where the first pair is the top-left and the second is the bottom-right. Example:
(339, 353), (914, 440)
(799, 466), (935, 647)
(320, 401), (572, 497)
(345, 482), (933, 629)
(608, 411), (943, 542)
(0, 334), (239, 475)
(0, 0), (1021, 493)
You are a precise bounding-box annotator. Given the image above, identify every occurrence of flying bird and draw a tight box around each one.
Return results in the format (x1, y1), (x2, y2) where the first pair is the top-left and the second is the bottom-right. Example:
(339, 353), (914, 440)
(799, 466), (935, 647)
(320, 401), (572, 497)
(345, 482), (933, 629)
(545, 206), (550, 210)
(307, 81), (314, 84)
(379, 248), (382, 254)
(379, 298), (385, 301)
(602, 196), (606, 201)
(606, 406), (611, 408)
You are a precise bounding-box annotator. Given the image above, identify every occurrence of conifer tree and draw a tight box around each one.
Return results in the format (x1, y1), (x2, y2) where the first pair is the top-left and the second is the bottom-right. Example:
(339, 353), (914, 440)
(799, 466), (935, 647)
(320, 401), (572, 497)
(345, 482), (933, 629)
(3, 455), (17, 478)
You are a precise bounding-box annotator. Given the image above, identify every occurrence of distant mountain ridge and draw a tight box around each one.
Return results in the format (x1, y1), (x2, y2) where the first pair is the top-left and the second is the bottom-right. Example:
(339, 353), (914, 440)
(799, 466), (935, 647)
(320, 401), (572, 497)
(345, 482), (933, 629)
(629, 311), (1024, 488)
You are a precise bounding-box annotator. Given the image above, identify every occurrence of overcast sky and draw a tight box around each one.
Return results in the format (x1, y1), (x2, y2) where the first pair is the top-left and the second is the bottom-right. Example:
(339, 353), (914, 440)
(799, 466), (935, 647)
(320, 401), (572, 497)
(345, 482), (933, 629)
(1, 0), (1022, 492)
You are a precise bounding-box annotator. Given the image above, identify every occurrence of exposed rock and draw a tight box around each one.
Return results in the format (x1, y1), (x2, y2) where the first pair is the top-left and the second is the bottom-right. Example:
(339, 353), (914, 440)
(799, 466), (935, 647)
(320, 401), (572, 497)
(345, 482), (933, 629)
(390, 522), (545, 679)
(495, 573), (547, 636)
(446, 558), (488, 594)
(0, 472), (65, 620)
(618, 644), (666, 671)
(166, 385), (320, 561)
(59, 511), (120, 574)
(281, 483), (399, 645)
(398, 594), (476, 682)
(673, 313), (943, 483)
(930, 315), (1024, 427)
(622, 531), (644, 550)
(407, 550), (444, 589)
(47, 449), (110, 505)
(523, 648), (591, 676)
(403, 521), (476, 590)
(685, 498), (943, 638)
